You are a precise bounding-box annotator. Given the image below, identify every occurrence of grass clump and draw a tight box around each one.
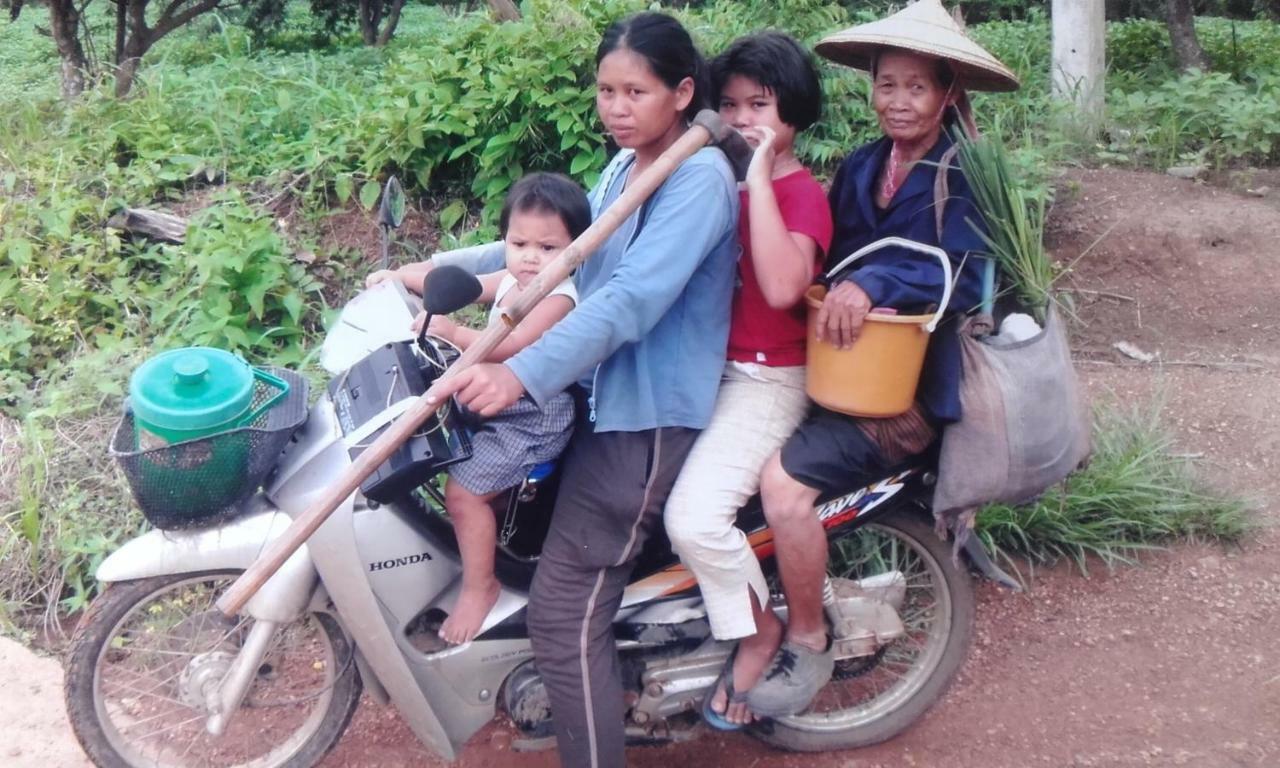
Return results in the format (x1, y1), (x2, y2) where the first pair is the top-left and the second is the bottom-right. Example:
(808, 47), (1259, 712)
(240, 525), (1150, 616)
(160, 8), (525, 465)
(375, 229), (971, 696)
(976, 401), (1253, 575)
(0, 348), (146, 632)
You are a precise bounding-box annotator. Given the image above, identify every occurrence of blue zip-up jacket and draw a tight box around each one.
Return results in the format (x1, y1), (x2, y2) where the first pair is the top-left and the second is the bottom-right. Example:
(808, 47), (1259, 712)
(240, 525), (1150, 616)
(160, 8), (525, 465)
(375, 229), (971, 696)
(434, 146), (739, 432)
(826, 133), (989, 424)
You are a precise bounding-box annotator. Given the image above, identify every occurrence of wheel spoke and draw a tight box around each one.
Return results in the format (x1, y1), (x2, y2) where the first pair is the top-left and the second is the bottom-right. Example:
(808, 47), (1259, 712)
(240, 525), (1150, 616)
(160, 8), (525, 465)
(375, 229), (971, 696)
(771, 519), (966, 737)
(113, 701), (199, 734)
(129, 712), (209, 743)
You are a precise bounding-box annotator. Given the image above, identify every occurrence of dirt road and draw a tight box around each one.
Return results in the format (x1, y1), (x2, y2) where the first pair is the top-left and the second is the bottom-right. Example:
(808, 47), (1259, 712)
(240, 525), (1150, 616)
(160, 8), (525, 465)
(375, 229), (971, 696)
(0, 636), (92, 767)
(13, 168), (1280, 767)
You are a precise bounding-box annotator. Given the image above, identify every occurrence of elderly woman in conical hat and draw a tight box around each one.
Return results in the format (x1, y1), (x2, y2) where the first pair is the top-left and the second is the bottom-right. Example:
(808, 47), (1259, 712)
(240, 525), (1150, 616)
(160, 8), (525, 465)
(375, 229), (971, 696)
(737, 0), (1019, 720)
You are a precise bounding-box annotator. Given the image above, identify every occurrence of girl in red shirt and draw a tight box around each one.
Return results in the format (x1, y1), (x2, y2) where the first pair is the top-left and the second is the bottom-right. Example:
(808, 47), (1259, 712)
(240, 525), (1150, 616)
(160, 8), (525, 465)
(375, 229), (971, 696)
(663, 31), (833, 730)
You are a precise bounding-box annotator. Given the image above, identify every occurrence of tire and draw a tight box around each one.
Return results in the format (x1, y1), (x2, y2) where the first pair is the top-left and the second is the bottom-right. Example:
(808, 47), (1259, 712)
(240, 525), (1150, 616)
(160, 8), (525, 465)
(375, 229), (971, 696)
(65, 571), (362, 768)
(753, 510), (975, 752)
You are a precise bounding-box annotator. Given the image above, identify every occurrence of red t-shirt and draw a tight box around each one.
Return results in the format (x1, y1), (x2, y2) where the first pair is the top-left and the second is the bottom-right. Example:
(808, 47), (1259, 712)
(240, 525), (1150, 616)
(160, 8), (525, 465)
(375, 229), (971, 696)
(727, 168), (834, 367)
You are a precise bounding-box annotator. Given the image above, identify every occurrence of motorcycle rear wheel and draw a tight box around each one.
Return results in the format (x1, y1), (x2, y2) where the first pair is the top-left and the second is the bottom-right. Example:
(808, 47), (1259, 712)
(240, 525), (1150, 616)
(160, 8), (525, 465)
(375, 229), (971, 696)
(753, 510), (975, 752)
(65, 570), (361, 768)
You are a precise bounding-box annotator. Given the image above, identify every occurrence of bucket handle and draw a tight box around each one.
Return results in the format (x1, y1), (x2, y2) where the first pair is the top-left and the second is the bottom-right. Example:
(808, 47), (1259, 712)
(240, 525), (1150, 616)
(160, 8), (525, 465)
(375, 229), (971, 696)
(242, 368), (290, 425)
(823, 237), (953, 333)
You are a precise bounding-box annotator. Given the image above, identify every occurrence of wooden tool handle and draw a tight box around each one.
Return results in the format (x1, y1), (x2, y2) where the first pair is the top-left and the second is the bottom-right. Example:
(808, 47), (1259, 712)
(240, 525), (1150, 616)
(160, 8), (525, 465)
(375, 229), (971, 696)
(216, 118), (721, 617)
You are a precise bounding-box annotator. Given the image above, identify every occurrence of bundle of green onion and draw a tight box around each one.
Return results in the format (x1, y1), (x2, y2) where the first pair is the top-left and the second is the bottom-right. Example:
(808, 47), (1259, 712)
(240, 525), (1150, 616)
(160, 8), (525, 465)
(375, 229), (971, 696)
(955, 131), (1056, 323)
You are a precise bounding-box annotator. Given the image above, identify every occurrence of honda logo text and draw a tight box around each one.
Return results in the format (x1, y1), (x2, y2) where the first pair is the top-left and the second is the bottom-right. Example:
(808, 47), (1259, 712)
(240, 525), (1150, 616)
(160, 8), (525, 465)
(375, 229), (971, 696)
(368, 552), (434, 572)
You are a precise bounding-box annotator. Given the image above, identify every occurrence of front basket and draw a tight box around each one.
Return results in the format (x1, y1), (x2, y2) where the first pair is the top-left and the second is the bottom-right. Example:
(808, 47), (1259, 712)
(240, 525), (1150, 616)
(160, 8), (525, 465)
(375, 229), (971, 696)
(111, 367), (309, 530)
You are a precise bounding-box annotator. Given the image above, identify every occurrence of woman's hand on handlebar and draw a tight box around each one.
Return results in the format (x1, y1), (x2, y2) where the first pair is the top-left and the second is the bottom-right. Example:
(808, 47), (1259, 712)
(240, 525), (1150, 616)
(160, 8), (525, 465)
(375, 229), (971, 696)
(815, 280), (872, 349)
(426, 364), (524, 417)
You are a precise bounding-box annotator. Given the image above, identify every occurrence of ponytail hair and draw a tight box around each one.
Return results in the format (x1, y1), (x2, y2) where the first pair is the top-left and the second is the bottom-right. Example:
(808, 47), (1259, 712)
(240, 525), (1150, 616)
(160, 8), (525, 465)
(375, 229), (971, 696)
(596, 12), (710, 123)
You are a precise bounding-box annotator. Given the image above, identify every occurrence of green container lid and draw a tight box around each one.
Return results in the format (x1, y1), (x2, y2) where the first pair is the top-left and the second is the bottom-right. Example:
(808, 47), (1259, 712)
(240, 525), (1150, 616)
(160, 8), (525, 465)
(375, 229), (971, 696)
(130, 347), (256, 440)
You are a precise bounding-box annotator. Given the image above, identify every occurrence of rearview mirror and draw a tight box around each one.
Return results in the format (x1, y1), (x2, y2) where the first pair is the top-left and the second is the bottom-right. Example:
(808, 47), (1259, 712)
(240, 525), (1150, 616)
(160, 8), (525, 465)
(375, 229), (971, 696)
(378, 177), (406, 230)
(423, 265), (482, 317)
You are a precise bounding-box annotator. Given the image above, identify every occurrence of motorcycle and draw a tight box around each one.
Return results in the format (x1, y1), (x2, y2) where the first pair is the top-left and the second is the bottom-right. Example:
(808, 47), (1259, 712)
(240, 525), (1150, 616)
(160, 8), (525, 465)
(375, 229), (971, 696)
(64, 234), (1017, 768)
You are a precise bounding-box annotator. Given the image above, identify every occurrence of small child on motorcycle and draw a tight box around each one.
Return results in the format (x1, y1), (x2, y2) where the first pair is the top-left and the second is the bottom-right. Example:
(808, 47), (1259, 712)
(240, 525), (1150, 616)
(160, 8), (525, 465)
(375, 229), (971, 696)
(402, 172), (590, 644)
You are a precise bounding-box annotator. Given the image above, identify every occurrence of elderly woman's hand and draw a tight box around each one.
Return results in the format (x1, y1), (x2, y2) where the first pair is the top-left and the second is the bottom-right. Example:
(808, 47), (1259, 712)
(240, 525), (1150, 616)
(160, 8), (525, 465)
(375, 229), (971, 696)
(815, 280), (872, 349)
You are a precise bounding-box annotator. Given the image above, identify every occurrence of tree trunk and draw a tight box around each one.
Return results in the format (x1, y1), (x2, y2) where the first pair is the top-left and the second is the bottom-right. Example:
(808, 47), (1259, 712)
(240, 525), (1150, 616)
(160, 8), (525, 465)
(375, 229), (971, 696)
(46, 0), (90, 99)
(358, 0), (379, 45)
(110, 0), (223, 96)
(115, 0), (151, 97)
(486, 0), (519, 22)
(114, 0), (126, 65)
(115, 55), (143, 97)
(1165, 0), (1210, 72)
(375, 0), (407, 46)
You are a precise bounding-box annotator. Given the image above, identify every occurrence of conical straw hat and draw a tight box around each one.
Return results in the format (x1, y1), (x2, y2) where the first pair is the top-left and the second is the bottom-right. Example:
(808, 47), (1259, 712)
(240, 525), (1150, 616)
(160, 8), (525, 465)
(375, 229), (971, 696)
(815, 0), (1020, 92)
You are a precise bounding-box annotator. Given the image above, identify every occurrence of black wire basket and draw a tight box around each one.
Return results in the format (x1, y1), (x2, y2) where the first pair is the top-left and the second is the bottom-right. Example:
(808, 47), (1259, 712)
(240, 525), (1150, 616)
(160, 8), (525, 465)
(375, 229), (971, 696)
(111, 367), (310, 530)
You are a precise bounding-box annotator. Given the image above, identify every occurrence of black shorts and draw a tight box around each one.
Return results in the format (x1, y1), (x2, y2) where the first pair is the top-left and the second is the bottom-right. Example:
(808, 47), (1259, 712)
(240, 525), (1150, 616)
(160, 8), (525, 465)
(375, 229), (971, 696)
(779, 406), (893, 496)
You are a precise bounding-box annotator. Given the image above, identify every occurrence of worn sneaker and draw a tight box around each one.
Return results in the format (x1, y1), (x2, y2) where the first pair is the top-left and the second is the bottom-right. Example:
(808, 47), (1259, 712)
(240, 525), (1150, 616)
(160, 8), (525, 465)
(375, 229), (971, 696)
(744, 637), (835, 718)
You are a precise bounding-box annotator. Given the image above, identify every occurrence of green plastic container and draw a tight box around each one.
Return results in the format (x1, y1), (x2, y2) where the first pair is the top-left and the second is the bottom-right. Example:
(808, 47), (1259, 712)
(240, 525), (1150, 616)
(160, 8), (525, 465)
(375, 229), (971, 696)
(130, 347), (287, 446)
(129, 348), (288, 515)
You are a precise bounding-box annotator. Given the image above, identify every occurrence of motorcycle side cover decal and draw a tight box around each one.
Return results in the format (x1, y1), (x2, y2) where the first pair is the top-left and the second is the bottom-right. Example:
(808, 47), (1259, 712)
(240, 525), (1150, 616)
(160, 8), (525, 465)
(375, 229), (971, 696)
(620, 470), (915, 604)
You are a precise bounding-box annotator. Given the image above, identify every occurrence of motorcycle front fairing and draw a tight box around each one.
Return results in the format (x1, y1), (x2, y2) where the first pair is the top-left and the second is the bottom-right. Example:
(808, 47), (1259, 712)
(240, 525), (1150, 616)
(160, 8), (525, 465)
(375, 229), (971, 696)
(267, 392), (541, 760)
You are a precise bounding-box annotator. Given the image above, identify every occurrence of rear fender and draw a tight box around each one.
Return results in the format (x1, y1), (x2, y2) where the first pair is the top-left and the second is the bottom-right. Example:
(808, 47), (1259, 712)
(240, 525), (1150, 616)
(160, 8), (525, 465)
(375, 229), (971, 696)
(95, 497), (318, 623)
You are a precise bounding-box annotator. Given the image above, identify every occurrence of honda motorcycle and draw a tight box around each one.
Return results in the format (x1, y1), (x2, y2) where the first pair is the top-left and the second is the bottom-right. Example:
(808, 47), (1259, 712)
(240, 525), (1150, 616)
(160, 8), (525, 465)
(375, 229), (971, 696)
(64, 242), (1015, 768)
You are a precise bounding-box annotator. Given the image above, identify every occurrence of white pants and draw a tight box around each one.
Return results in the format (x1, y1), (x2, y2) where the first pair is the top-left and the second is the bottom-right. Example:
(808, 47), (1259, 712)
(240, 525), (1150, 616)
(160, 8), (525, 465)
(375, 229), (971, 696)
(664, 362), (810, 640)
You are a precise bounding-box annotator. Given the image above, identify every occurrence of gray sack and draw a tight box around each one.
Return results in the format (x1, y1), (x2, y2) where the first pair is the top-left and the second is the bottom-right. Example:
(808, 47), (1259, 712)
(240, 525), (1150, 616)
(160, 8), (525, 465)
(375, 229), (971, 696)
(932, 304), (1091, 547)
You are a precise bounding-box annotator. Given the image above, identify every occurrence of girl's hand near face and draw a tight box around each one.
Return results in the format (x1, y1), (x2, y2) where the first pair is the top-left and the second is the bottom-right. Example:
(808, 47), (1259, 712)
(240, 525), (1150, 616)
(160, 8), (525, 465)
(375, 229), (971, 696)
(815, 281), (873, 349)
(742, 125), (777, 190)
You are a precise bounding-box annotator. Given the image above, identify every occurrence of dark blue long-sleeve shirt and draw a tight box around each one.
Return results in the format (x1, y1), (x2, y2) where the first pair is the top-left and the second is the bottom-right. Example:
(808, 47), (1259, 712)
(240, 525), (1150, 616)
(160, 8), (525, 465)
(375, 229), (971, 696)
(826, 133), (989, 424)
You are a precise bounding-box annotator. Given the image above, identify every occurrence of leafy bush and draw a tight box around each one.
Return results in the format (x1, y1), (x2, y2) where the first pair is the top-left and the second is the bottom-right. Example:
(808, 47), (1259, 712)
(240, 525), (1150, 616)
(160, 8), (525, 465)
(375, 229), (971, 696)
(1109, 17), (1280, 81)
(1107, 69), (1280, 167)
(174, 191), (327, 359)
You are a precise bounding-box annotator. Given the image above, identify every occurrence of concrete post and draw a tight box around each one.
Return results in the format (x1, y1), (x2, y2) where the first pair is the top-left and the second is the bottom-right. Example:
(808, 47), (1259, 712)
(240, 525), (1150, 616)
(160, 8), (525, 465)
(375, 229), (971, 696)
(1051, 0), (1106, 131)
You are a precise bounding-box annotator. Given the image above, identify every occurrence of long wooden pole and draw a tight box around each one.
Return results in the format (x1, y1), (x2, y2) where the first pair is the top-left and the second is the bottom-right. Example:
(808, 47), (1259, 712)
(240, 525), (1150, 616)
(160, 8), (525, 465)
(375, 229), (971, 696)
(217, 113), (731, 617)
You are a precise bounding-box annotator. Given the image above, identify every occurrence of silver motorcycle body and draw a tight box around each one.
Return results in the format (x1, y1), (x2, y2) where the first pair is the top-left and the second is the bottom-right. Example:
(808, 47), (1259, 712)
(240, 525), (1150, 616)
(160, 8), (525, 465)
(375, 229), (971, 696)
(88, 281), (997, 763)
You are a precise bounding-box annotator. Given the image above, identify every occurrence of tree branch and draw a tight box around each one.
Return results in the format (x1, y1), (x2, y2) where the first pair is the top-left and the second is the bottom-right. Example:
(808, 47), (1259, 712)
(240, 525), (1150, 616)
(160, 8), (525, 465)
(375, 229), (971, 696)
(153, 0), (221, 40)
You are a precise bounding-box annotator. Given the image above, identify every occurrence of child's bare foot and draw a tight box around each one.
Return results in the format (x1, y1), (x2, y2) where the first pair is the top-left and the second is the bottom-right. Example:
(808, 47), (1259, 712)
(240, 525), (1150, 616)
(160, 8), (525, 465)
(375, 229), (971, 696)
(439, 580), (501, 645)
(709, 609), (784, 725)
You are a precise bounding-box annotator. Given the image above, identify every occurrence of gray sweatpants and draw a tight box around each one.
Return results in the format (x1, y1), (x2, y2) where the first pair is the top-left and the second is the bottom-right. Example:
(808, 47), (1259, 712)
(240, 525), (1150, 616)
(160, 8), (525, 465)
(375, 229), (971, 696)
(527, 420), (698, 768)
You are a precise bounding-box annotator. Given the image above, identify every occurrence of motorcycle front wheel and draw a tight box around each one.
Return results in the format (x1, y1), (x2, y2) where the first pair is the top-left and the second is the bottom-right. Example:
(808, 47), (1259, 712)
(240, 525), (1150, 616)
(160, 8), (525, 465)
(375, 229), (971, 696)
(65, 570), (361, 768)
(754, 510), (975, 752)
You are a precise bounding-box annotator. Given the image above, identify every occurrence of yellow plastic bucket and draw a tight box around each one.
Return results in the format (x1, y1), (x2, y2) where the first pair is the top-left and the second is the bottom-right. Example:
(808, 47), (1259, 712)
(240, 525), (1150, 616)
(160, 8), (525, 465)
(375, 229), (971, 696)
(804, 237), (953, 418)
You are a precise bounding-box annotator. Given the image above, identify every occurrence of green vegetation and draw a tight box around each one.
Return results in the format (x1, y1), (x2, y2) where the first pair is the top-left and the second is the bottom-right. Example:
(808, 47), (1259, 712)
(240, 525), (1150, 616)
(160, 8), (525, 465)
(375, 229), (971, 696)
(1, 0), (1269, 621)
(978, 401), (1253, 576)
